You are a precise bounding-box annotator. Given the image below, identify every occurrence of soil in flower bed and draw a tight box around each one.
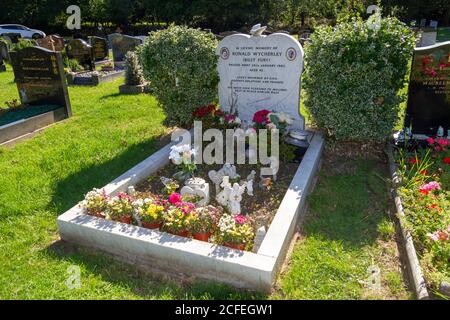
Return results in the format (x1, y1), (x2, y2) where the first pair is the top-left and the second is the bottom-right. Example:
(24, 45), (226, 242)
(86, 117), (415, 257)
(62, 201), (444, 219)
(136, 161), (300, 230)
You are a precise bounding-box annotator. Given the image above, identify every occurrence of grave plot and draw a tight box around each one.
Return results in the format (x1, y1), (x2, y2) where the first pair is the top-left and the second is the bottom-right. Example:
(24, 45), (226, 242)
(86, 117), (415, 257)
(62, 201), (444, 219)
(65, 38), (124, 86)
(0, 46), (72, 146)
(392, 41), (450, 299)
(57, 29), (324, 291)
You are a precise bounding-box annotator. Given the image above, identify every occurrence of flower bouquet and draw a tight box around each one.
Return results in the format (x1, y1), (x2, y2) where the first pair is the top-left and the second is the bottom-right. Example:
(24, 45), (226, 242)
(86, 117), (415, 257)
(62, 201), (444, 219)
(169, 144), (197, 181)
(217, 214), (254, 250)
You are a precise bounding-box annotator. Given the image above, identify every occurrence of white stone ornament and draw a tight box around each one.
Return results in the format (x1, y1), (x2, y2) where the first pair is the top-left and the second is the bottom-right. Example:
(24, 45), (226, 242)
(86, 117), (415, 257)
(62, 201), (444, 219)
(217, 32), (304, 129)
(180, 177), (210, 206)
(208, 164), (240, 194)
(216, 176), (232, 207)
(228, 183), (246, 215)
(250, 23), (267, 37)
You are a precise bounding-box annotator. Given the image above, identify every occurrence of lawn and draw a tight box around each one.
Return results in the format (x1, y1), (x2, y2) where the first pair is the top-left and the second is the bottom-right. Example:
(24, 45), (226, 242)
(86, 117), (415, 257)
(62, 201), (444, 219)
(0, 66), (411, 299)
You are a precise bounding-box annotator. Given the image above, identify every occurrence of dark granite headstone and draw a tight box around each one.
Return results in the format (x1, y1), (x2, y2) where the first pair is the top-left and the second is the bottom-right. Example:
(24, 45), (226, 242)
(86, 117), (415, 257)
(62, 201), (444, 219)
(108, 33), (142, 62)
(89, 36), (108, 61)
(3, 33), (21, 44)
(66, 39), (94, 70)
(10, 46), (72, 117)
(405, 41), (450, 135)
(0, 40), (9, 63)
(0, 56), (5, 72)
(37, 35), (65, 52)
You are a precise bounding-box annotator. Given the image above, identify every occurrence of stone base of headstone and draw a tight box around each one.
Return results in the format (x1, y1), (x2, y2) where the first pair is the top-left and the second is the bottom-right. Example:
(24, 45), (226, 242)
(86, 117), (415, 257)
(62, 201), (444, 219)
(119, 83), (150, 94)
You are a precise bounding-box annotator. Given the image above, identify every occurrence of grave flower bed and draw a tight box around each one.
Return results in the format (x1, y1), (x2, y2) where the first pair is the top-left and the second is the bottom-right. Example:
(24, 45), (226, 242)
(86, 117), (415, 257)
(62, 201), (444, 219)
(395, 138), (450, 291)
(78, 105), (303, 251)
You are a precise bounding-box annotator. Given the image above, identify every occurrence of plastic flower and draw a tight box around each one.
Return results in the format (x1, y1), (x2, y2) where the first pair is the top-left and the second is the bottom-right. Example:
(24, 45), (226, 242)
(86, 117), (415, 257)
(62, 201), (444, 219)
(436, 138), (450, 147)
(443, 157), (450, 165)
(426, 137), (435, 145)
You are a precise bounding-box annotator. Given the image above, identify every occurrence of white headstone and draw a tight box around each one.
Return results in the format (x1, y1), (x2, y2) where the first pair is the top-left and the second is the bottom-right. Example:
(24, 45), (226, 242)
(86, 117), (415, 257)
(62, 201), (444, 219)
(429, 20), (438, 29)
(217, 32), (305, 129)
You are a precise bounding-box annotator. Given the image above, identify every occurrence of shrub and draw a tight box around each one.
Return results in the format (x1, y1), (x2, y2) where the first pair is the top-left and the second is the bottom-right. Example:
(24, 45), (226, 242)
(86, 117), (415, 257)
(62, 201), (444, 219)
(140, 25), (219, 127)
(303, 15), (415, 141)
(10, 39), (36, 51)
(124, 51), (145, 86)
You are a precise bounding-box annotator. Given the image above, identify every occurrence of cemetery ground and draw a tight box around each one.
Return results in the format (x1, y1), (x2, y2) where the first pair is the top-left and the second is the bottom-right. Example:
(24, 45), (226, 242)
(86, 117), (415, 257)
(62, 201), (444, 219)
(0, 65), (411, 299)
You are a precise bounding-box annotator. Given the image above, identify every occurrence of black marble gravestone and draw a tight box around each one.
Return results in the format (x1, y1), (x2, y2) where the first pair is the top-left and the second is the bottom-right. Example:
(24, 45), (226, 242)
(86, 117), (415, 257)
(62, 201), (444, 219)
(89, 36), (108, 61)
(66, 39), (94, 70)
(405, 42), (450, 136)
(10, 46), (72, 118)
(108, 33), (142, 63)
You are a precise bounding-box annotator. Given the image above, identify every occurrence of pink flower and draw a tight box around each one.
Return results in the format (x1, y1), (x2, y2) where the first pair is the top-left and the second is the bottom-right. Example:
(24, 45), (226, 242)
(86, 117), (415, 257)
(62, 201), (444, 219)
(427, 232), (439, 242)
(234, 214), (247, 225)
(408, 158), (419, 164)
(426, 137), (435, 145)
(224, 114), (236, 123)
(419, 181), (441, 195)
(168, 193), (182, 205)
(436, 138), (450, 147)
(178, 201), (195, 214)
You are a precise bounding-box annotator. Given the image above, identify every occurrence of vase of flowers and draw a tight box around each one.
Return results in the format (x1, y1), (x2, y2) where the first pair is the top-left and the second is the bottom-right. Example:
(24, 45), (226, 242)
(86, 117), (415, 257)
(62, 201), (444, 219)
(79, 188), (109, 218)
(169, 144), (197, 182)
(189, 205), (222, 242)
(218, 214), (254, 251)
(135, 197), (166, 229)
(106, 192), (135, 224)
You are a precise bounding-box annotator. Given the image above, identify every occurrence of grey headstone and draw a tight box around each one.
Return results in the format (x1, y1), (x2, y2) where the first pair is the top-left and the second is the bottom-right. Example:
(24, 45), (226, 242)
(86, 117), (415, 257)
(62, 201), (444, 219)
(108, 33), (143, 63)
(66, 39), (94, 70)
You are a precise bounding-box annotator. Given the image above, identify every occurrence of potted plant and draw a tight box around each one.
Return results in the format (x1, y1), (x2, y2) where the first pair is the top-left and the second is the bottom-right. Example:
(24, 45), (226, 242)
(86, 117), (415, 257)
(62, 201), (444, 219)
(79, 188), (109, 218)
(135, 197), (166, 229)
(218, 214), (254, 250)
(106, 192), (135, 224)
(162, 193), (196, 237)
(189, 205), (222, 242)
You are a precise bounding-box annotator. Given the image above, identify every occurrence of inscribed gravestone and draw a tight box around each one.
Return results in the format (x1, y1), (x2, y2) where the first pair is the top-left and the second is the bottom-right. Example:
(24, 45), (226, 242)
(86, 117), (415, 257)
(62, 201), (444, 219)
(217, 32), (304, 129)
(405, 41), (450, 135)
(10, 46), (72, 117)
(109, 34), (143, 62)
(66, 39), (94, 70)
(89, 36), (108, 61)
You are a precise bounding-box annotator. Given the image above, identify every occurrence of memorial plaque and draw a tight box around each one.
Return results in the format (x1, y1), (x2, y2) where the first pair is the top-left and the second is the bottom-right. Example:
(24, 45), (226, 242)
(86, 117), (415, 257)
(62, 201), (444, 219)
(10, 46), (72, 117)
(405, 42), (450, 135)
(217, 32), (304, 129)
(108, 33), (143, 62)
(89, 36), (108, 61)
(37, 35), (65, 52)
(66, 39), (94, 70)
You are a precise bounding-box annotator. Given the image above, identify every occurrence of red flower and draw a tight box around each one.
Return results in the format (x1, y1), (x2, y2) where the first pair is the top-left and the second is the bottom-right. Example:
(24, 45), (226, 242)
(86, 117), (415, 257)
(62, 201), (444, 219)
(426, 137), (435, 145)
(436, 138), (450, 147)
(427, 203), (442, 212)
(193, 104), (216, 118)
(408, 158), (419, 164)
(420, 169), (428, 175)
(443, 158), (450, 165)
(419, 189), (429, 195)
(253, 109), (271, 124)
(234, 214), (247, 225)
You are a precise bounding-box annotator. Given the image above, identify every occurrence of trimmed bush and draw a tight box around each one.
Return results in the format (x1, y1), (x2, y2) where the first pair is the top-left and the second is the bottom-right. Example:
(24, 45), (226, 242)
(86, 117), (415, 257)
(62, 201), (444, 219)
(303, 15), (415, 141)
(140, 25), (219, 127)
(124, 51), (145, 86)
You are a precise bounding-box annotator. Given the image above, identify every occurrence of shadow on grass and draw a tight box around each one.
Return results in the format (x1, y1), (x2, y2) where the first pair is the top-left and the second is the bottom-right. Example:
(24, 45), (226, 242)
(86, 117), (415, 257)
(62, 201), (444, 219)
(44, 240), (263, 300)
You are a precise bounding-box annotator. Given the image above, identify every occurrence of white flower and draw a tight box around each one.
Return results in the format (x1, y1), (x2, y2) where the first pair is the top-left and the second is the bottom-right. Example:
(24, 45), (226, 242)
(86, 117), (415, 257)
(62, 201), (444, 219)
(234, 117), (241, 124)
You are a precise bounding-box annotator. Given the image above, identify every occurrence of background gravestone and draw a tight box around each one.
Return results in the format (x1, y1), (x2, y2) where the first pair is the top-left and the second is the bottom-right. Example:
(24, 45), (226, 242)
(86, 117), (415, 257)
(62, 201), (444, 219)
(217, 32), (305, 129)
(3, 33), (21, 44)
(404, 41), (450, 136)
(89, 36), (109, 61)
(10, 46), (72, 118)
(109, 34), (143, 63)
(0, 55), (5, 72)
(66, 39), (94, 70)
(37, 35), (65, 52)
(0, 40), (10, 63)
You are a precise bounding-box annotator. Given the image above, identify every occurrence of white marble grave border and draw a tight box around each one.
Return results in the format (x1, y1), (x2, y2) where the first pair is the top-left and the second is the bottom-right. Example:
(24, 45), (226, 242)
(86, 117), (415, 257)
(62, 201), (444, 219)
(57, 131), (324, 291)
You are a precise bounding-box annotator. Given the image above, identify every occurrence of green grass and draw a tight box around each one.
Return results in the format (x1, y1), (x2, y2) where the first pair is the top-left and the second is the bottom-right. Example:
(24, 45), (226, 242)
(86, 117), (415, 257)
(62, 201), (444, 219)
(437, 27), (450, 42)
(274, 156), (412, 300)
(0, 66), (410, 299)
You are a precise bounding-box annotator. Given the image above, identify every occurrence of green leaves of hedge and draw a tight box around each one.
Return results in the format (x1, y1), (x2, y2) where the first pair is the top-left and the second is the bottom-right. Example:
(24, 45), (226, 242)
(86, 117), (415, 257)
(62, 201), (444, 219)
(303, 16), (416, 141)
(140, 25), (219, 127)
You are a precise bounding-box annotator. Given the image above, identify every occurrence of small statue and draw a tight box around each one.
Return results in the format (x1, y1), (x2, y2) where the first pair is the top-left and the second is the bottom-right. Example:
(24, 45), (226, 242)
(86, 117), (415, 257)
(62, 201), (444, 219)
(228, 183), (246, 215)
(437, 126), (444, 137)
(180, 177), (209, 206)
(208, 164), (240, 194)
(216, 176), (232, 207)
